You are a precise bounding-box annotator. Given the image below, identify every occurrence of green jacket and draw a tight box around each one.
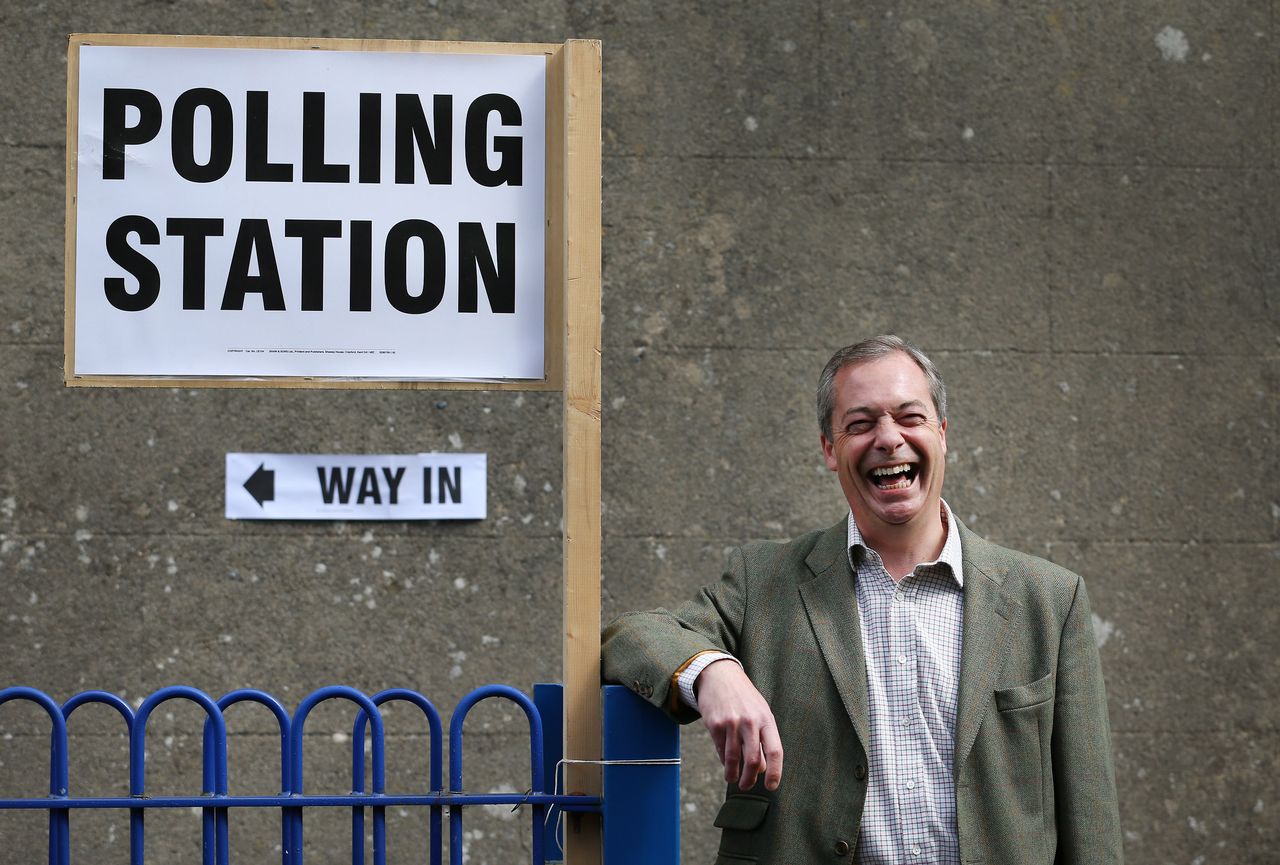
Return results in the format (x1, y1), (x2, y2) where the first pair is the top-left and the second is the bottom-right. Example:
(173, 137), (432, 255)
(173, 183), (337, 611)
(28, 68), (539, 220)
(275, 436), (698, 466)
(602, 518), (1122, 864)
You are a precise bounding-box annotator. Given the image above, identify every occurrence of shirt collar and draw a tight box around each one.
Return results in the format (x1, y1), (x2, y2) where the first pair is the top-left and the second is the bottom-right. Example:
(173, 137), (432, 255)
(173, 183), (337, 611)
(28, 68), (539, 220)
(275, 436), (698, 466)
(845, 499), (964, 587)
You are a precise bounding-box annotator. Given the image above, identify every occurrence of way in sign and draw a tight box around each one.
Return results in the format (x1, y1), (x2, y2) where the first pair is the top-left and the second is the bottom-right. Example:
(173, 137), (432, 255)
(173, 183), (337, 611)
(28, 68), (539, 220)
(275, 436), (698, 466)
(318, 465), (461, 505)
(225, 452), (486, 521)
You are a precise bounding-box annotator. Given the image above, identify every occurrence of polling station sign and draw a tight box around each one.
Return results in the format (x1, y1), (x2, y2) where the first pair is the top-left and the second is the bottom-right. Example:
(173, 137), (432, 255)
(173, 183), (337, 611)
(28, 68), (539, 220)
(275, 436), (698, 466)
(226, 452), (487, 520)
(67, 37), (546, 382)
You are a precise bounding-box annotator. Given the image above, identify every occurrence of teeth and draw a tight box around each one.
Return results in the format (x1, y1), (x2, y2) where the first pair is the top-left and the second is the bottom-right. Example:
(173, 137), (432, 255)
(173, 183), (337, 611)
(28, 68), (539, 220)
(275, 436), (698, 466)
(871, 464), (912, 477)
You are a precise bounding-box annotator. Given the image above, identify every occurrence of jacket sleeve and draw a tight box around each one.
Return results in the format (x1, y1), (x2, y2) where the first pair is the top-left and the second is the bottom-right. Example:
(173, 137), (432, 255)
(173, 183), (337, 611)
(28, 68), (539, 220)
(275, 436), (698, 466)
(1052, 576), (1124, 864)
(601, 547), (749, 724)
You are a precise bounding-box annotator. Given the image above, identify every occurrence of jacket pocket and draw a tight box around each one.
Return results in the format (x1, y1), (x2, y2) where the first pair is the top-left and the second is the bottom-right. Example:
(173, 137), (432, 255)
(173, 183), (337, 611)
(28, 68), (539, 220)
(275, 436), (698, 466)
(994, 672), (1055, 711)
(713, 794), (770, 830)
(715, 794), (769, 864)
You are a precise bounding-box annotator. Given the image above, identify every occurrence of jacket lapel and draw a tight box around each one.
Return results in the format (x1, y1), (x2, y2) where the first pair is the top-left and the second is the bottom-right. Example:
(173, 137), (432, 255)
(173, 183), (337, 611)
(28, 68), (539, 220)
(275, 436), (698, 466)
(798, 520), (871, 750)
(953, 523), (1020, 777)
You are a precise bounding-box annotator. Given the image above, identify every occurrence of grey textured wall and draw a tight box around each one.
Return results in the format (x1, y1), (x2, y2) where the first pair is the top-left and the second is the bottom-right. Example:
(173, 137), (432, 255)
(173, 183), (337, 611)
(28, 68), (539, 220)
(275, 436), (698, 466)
(1, 2), (1276, 863)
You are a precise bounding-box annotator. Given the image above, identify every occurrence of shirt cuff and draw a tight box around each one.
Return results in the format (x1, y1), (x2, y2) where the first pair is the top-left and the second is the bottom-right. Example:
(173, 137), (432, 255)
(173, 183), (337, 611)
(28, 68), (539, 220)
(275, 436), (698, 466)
(675, 651), (741, 711)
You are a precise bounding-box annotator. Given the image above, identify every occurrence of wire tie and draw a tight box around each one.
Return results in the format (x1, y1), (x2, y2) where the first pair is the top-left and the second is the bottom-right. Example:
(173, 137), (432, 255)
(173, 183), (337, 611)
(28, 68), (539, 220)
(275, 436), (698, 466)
(510, 787), (534, 812)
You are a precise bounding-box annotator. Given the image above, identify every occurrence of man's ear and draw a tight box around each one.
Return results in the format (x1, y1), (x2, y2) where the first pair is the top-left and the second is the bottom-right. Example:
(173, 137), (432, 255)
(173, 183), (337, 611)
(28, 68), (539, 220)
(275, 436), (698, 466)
(820, 434), (838, 472)
(938, 418), (947, 456)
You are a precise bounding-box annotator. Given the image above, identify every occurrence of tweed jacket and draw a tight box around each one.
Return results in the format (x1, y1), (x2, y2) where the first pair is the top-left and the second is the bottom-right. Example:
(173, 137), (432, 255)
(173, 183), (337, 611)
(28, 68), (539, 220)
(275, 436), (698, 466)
(601, 518), (1122, 865)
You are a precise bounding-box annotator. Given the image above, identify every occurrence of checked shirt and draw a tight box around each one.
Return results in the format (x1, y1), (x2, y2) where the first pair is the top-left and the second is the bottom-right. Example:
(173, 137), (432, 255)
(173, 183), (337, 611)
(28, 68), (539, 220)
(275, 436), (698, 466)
(849, 503), (964, 864)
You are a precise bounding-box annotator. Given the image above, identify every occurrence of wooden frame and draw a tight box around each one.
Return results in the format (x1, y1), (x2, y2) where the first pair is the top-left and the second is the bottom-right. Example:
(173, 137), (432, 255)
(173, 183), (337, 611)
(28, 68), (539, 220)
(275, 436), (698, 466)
(66, 34), (603, 864)
(64, 33), (567, 391)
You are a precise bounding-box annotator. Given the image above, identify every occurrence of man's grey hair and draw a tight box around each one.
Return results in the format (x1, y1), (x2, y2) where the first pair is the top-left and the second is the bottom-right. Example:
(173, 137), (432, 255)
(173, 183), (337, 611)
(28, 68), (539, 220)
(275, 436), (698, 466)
(816, 335), (947, 441)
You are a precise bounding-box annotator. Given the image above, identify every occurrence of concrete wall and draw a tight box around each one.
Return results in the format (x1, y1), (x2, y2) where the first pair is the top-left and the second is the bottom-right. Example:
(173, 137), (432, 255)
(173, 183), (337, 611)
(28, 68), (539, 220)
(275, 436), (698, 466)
(1, 1), (1275, 863)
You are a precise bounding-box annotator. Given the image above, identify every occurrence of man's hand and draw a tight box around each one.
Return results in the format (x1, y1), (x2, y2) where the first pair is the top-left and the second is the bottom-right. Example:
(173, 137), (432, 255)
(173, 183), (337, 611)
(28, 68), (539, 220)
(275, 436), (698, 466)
(695, 659), (783, 791)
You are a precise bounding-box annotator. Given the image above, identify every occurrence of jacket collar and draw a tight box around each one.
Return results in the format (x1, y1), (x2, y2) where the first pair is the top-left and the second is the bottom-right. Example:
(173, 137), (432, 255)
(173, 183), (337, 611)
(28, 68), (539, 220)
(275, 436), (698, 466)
(952, 521), (1021, 776)
(798, 519), (871, 748)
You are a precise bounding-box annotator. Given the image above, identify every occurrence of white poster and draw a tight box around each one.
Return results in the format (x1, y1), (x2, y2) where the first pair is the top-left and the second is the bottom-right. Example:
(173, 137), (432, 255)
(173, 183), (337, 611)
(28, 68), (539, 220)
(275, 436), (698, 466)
(225, 452), (487, 520)
(73, 45), (545, 380)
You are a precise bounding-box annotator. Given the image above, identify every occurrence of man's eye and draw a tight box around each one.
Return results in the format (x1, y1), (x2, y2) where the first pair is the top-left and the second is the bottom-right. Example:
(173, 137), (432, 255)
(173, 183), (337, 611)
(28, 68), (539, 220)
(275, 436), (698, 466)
(900, 414), (926, 426)
(847, 421), (873, 434)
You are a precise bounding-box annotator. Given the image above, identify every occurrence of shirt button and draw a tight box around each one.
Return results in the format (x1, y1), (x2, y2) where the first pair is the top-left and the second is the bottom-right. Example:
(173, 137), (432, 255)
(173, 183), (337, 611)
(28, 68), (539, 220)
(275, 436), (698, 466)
(906, 780), (915, 790)
(898, 654), (907, 664)
(901, 718), (912, 727)
(834, 839), (851, 856)
(893, 591), (903, 603)
(912, 845), (922, 856)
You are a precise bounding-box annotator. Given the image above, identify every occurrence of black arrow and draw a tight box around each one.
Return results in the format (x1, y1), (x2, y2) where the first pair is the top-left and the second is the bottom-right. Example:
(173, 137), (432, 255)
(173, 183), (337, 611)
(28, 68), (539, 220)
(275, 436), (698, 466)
(243, 463), (275, 507)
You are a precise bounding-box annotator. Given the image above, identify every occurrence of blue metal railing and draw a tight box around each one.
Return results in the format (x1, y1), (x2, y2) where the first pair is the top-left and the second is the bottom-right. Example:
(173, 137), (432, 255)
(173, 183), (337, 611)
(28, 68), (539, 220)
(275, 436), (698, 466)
(0, 683), (629, 865)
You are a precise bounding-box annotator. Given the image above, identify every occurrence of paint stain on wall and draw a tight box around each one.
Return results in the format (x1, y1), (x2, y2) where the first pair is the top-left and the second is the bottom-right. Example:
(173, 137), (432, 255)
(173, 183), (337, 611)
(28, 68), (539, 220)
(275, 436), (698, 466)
(894, 19), (939, 75)
(1154, 26), (1190, 62)
(1092, 613), (1117, 648)
(696, 213), (736, 299)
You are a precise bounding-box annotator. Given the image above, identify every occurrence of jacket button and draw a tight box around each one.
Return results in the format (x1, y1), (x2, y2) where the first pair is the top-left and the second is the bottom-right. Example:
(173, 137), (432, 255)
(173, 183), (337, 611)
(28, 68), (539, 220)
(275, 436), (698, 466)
(834, 839), (851, 856)
(855, 764), (867, 780)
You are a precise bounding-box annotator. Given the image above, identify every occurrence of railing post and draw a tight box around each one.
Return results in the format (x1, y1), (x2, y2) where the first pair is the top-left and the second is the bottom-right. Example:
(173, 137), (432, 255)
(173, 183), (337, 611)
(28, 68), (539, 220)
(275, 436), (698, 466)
(600, 685), (680, 865)
(533, 684), (566, 862)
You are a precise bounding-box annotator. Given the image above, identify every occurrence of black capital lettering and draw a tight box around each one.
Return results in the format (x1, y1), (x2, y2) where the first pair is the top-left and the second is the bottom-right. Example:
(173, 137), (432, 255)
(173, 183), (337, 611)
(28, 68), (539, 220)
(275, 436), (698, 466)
(358, 93), (381, 184)
(381, 466), (405, 505)
(302, 92), (350, 183)
(102, 89), (162, 180)
(222, 220), (285, 311)
(166, 218), (225, 310)
(104, 215), (160, 312)
(458, 222), (515, 313)
(318, 466), (356, 504)
(465, 94), (522, 187)
(350, 220), (373, 312)
(383, 220), (445, 314)
(245, 91), (294, 182)
(395, 94), (452, 184)
(285, 220), (342, 311)
(356, 467), (381, 505)
(172, 88), (234, 183)
(438, 466), (461, 504)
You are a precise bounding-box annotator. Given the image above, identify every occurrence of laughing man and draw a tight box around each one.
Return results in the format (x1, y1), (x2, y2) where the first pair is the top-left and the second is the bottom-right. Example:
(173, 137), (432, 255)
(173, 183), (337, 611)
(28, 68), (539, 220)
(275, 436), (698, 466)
(603, 334), (1122, 864)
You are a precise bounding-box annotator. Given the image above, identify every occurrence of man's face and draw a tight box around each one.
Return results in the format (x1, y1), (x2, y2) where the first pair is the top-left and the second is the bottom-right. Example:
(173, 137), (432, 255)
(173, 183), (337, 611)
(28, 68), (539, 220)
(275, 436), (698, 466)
(820, 352), (947, 532)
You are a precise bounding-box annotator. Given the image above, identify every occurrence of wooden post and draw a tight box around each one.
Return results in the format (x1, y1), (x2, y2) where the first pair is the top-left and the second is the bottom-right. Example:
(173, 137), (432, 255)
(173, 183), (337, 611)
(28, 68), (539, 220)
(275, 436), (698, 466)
(559, 38), (603, 865)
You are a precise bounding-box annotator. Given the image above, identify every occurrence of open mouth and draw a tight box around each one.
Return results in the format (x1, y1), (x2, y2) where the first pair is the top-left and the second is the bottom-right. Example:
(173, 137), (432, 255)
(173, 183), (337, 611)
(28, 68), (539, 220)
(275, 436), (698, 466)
(868, 463), (918, 491)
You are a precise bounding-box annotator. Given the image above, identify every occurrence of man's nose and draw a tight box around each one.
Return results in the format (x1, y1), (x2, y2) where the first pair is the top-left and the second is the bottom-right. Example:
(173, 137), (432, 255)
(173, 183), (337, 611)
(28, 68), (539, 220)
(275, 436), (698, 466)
(873, 416), (905, 450)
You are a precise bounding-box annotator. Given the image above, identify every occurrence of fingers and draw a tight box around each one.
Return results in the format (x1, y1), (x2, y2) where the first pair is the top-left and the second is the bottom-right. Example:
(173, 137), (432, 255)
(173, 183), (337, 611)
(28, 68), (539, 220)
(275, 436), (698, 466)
(737, 723), (764, 789)
(722, 729), (742, 784)
(735, 727), (784, 790)
(716, 728), (782, 790)
(761, 722), (784, 791)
